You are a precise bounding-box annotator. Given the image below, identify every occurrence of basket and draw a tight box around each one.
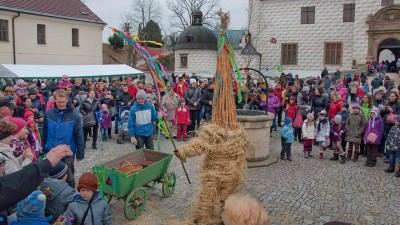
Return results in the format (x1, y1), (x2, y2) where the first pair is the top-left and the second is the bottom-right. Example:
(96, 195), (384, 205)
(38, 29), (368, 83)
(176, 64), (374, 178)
(118, 161), (143, 174)
(139, 160), (155, 167)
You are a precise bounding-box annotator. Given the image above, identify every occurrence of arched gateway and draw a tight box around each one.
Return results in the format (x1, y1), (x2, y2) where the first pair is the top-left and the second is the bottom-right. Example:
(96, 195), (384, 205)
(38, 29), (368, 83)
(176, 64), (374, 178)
(367, 5), (400, 61)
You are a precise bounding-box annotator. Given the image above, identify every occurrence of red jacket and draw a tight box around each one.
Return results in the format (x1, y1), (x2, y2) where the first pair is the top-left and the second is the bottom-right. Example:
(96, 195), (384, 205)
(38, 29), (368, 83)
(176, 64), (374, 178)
(273, 87), (283, 103)
(174, 105), (191, 125)
(329, 99), (343, 120)
(285, 103), (297, 121)
(128, 86), (138, 99)
(173, 83), (188, 98)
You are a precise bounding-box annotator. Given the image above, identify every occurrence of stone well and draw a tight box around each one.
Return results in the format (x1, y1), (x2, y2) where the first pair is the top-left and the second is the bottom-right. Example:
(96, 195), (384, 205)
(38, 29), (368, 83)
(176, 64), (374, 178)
(237, 111), (277, 167)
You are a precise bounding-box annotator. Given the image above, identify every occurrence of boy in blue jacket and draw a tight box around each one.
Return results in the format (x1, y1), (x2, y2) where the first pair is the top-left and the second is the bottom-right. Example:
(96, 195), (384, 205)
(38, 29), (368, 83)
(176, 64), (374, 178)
(281, 117), (295, 161)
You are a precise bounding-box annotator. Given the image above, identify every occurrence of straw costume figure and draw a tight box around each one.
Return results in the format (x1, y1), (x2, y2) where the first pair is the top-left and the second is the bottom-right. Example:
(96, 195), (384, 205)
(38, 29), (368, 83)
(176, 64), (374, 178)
(175, 10), (250, 225)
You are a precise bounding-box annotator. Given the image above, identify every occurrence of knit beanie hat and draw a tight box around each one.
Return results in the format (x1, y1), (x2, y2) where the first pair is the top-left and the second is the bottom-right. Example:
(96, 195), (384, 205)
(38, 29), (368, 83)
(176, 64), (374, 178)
(342, 103), (349, 109)
(49, 161), (68, 180)
(190, 78), (197, 84)
(370, 107), (380, 118)
(352, 103), (360, 110)
(28, 89), (37, 96)
(9, 117), (26, 135)
(62, 74), (69, 79)
(334, 115), (342, 124)
(307, 113), (314, 120)
(77, 172), (98, 193)
(24, 110), (35, 121)
(302, 86), (310, 92)
(136, 89), (147, 99)
(41, 83), (46, 89)
(284, 117), (292, 125)
(319, 110), (327, 116)
(16, 190), (47, 218)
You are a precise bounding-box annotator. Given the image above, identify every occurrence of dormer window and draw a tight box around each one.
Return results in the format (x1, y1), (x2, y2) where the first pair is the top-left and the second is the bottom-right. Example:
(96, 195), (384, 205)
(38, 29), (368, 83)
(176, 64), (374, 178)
(187, 35), (194, 42)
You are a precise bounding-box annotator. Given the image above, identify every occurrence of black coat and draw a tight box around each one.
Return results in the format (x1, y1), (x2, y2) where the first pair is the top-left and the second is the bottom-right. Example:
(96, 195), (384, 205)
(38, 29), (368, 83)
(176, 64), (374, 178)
(79, 98), (101, 116)
(116, 92), (133, 109)
(71, 85), (87, 97)
(312, 95), (330, 115)
(201, 88), (214, 113)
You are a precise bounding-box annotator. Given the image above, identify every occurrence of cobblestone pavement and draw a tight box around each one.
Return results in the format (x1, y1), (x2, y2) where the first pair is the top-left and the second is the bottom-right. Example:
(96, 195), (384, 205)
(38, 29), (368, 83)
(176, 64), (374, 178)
(75, 73), (400, 225)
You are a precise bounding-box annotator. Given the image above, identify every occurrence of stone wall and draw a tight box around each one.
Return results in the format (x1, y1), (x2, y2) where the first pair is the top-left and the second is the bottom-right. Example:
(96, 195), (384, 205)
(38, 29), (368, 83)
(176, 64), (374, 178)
(174, 49), (217, 77)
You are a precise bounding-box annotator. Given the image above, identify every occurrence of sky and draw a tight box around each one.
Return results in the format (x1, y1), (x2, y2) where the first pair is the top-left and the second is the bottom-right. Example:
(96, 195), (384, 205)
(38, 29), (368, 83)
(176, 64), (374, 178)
(84, 0), (248, 43)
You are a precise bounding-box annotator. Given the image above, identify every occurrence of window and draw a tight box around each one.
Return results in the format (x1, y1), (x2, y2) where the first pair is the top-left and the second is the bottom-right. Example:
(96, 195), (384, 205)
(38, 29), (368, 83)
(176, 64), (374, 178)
(0, 19), (8, 41)
(281, 43), (298, 65)
(381, 0), (394, 6)
(72, 28), (79, 46)
(343, 4), (355, 22)
(324, 42), (342, 65)
(180, 54), (188, 68)
(301, 6), (315, 24)
(37, 24), (46, 44)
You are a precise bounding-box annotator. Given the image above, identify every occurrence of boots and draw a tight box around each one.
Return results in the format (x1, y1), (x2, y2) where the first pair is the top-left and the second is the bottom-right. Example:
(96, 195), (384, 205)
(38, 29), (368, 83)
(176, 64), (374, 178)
(395, 168), (400, 177)
(347, 150), (353, 161)
(319, 152), (324, 159)
(330, 153), (339, 161)
(304, 152), (309, 159)
(340, 154), (346, 164)
(92, 143), (97, 150)
(353, 152), (359, 162)
(385, 166), (395, 173)
(308, 151), (313, 158)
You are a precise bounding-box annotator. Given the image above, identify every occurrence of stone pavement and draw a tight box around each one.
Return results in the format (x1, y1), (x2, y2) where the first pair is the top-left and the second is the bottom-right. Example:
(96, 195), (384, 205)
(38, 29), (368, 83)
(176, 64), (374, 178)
(74, 73), (400, 225)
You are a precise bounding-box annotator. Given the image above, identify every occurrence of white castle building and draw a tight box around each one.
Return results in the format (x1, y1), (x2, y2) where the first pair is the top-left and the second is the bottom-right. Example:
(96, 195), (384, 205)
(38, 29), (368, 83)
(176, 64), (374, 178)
(248, 0), (400, 76)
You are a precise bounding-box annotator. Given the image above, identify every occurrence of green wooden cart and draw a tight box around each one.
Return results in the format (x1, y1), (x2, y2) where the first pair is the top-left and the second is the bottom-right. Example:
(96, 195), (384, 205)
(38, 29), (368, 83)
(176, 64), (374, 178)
(92, 149), (176, 220)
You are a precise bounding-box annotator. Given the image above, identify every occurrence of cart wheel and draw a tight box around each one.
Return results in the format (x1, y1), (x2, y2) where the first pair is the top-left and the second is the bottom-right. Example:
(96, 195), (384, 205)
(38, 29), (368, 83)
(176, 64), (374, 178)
(117, 137), (125, 144)
(162, 172), (176, 197)
(124, 187), (147, 220)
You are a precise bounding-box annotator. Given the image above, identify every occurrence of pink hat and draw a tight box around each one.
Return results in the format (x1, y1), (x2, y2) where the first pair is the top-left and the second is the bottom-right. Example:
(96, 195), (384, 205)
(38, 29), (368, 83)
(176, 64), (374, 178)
(62, 74), (69, 79)
(8, 117), (27, 135)
(24, 110), (35, 121)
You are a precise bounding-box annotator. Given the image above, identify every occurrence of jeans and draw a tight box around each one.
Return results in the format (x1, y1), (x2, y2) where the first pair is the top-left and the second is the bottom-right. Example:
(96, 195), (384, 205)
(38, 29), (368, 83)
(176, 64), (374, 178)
(294, 127), (302, 141)
(189, 110), (199, 132)
(204, 112), (212, 122)
(387, 150), (400, 168)
(63, 156), (76, 188)
(199, 105), (205, 122)
(114, 115), (120, 134)
(281, 139), (292, 159)
(277, 107), (283, 126)
(100, 127), (108, 141)
(136, 135), (154, 150)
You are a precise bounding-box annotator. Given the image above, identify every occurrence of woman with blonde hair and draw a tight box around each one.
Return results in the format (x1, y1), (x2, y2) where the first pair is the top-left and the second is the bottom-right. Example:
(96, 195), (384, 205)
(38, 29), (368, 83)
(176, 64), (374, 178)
(328, 91), (344, 120)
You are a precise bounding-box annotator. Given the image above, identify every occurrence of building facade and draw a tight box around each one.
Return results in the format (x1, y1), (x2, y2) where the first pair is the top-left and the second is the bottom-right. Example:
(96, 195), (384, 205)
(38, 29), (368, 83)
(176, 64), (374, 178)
(0, 0), (105, 65)
(248, 0), (400, 75)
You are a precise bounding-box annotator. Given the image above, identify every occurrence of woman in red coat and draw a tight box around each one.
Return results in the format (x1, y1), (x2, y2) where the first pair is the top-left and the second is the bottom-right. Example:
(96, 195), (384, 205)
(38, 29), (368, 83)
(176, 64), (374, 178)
(329, 91), (344, 120)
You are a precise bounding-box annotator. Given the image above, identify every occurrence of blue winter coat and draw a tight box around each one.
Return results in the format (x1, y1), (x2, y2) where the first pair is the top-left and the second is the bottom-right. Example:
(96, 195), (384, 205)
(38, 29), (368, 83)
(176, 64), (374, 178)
(281, 125), (295, 143)
(42, 102), (85, 160)
(128, 101), (158, 137)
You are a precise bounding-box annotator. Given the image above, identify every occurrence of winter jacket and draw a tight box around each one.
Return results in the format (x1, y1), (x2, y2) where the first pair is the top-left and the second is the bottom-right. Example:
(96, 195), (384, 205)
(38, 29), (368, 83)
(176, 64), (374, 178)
(184, 87), (201, 110)
(0, 143), (32, 175)
(64, 192), (112, 225)
(174, 105), (191, 125)
(363, 116), (384, 145)
(80, 98), (102, 116)
(371, 77), (383, 89)
(338, 110), (350, 123)
(302, 121), (315, 139)
(387, 126), (400, 152)
(39, 178), (77, 221)
(13, 84), (28, 98)
(267, 95), (281, 115)
(315, 120), (330, 142)
(128, 101), (158, 137)
(328, 99), (343, 120)
(297, 91), (312, 110)
(285, 103), (297, 121)
(99, 96), (115, 109)
(350, 81), (359, 94)
(116, 92), (133, 109)
(312, 95), (330, 115)
(345, 112), (366, 144)
(322, 76), (331, 93)
(161, 93), (179, 121)
(71, 84), (87, 97)
(274, 87), (283, 103)
(330, 122), (347, 142)
(128, 86), (138, 99)
(42, 102), (85, 160)
(361, 103), (372, 120)
(381, 101), (400, 130)
(58, 80), (72, 90)
(200, 88), (214, 113)
(281, 125), (294, 144)
(173, 83), (188, 98)
(100, 111), (112, 128)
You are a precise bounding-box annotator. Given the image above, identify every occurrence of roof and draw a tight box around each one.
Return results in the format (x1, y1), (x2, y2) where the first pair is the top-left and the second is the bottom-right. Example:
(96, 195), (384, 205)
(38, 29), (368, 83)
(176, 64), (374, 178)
(0, 64), (144, 79)
(213, 30), (245, 50)
(174, 26), (218, 50)
(0, 0), (105, 24)
(241, 43), (261, 56)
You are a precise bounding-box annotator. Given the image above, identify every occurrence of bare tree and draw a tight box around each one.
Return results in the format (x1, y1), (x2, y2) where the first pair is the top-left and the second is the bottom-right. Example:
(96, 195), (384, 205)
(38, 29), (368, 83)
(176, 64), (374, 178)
(122, 0), (162, 32)
(167, 0), (220, 31)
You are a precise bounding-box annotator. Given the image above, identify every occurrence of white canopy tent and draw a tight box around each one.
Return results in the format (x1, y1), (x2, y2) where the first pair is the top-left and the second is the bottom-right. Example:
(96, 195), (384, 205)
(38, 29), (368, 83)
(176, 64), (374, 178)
(0, 64), (144, 79)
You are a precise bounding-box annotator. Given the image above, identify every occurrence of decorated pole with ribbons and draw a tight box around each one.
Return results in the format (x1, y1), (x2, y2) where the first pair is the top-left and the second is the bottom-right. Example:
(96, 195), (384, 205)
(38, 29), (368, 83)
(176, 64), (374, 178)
(111, 27), (191, 184)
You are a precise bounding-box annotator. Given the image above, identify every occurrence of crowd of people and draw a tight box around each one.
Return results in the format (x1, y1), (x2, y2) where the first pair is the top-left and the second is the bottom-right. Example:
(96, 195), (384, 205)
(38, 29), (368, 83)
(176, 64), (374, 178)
(0, 66), (399, 224)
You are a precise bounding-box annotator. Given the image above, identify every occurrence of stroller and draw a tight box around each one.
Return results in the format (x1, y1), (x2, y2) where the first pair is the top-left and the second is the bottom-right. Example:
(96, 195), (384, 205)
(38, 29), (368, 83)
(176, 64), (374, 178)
(117, 106), (131, 144)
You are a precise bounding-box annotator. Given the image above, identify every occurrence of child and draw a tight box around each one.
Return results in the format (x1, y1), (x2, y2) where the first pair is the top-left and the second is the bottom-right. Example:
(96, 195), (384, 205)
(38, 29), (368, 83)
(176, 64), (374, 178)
(315, 110), (330, 159)
(8, 190), (52, 225)
(302, 113), (315, 158)
(330, 115), (347, 164)
(345, 104), (366, 162)
(174, 98), (191, 141)
(24, 110), (35, 122)
(100, 104), (112, 142)
(385, 115), (400, 176)
(286, 96), (302, 142)
(26, 119), (42, 158)
(357, 86), (365, 103)
(280, 117), (294, 161)
(221, 193), (269, 225)
(338, 103), (350, 152)
(64, 172), (112, 225)
(363, 107), (384, 167)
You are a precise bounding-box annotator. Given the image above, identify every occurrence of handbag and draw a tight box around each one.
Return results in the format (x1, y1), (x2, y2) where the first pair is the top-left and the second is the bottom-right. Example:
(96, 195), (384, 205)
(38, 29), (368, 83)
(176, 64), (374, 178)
(386, 113), (398, 124)
(366, 133), (378, 143)
(82, 113), (96, 128)
(110, 106), (118, 118)
(294, 109), (303, 128)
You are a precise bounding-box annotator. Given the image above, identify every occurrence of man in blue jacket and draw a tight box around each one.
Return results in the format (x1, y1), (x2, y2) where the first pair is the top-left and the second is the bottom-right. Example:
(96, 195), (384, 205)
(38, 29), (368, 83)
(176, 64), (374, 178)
(42, 89), (85, 188)
(128, 89), (158, 150)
